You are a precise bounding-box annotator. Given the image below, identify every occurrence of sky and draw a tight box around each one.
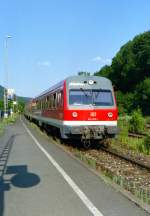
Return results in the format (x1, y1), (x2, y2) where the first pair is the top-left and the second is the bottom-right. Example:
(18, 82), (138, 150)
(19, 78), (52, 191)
(0, 0), (150, 97)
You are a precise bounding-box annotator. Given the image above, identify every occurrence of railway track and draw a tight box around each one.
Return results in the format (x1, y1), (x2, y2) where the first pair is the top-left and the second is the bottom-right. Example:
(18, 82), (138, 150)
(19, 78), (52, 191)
(29, 119), (150, 172)
(128, 132), (145, 138)
(28, 120), (150, 208)
(57, 134), (150, 171)
(44, 124), (150, 171)
(128, 130), (149, 138)
(101, 146), (150, 171)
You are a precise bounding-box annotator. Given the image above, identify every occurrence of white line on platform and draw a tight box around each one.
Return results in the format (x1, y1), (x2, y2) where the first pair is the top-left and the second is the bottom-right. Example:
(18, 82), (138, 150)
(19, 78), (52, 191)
(21, 119), (104, 216)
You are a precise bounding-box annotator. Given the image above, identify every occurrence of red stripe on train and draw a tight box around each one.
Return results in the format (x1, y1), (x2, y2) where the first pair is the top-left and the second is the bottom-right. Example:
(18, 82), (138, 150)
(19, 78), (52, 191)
(64, 109), (118, 121)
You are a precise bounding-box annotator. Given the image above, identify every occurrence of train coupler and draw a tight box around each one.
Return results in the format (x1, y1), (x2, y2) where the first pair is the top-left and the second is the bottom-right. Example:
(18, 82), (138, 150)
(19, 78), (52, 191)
(81, 126), (104, 141)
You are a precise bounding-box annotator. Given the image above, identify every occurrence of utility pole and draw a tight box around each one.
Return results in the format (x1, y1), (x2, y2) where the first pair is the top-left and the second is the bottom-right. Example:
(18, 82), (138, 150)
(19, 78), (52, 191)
(3, 35), (12, 118)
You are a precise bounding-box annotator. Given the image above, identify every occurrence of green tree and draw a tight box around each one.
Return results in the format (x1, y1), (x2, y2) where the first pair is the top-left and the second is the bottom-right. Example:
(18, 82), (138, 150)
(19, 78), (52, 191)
(134, 78), (150, 115)
(17, 101), (25, 113)
(0, 100), (3, 110)
(94, 65), (112, 78)
(95, 31), (150, 115)
(116, 91), (135, 115)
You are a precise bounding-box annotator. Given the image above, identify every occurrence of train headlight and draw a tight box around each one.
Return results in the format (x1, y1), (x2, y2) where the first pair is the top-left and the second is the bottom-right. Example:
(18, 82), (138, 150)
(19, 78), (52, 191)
(88, 80), (94, 85)
(108, 112), (113, 118)
(72, 112), (78, 118)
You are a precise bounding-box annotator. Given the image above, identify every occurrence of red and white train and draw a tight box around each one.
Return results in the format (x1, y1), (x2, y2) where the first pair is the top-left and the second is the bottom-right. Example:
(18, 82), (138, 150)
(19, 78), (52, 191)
(25, 75), (118, 145)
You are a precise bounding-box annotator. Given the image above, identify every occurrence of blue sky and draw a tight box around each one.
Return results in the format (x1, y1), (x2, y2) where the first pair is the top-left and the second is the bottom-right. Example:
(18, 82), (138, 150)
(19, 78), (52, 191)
(0, 0), (150, 97)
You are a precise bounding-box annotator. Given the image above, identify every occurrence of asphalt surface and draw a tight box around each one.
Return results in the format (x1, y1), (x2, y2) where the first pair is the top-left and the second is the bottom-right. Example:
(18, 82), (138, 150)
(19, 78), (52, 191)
(0, 117), (149, 216)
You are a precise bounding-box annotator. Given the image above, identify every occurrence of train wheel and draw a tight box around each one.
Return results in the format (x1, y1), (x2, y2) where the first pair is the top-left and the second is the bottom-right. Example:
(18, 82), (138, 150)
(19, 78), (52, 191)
(83, 140), (91, 149)
(102, 138), (111, 148)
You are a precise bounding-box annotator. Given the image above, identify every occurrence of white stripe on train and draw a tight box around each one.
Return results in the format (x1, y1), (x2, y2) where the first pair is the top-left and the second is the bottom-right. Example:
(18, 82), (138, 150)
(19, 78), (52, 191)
(63, 121), (117, 126)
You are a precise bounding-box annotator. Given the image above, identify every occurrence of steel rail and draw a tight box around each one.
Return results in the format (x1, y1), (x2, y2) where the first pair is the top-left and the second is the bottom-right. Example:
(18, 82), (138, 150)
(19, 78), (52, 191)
(101, 147), (150, 171)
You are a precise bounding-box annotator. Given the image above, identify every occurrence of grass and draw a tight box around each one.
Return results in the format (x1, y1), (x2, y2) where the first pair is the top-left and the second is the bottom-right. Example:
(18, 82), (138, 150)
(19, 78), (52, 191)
(145, 116), (150, 124)
(0, 120), (5, 135)
(0, 114), (18, 135)
(111, 117), (150, 155)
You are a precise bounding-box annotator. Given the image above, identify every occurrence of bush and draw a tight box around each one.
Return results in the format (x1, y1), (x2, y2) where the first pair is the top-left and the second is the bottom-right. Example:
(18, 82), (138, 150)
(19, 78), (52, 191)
(116, 91), (135, 115)
(118, 118), (129, 136)
(129, 109), (145, 133)
(146, 117), (150, 124)
(143, 135), (150, 154)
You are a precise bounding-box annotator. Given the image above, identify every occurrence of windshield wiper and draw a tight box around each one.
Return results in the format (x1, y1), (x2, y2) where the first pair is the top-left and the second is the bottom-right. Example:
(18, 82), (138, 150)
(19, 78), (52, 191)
(80, 88), (94, 106)
(80, 88), (91, 97)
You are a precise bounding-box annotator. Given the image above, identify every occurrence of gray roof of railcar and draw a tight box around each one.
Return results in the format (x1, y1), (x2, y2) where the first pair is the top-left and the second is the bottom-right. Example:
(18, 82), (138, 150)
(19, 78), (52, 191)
(66, 75), (113, 90)
(35, 75), (113, 99)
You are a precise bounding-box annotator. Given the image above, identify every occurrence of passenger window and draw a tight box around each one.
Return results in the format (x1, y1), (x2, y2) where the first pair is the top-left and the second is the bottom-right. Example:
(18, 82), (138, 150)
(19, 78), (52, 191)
(53, 93), (57, 108)
(60, 91), (63, 106)
(46, 96), (49, 108)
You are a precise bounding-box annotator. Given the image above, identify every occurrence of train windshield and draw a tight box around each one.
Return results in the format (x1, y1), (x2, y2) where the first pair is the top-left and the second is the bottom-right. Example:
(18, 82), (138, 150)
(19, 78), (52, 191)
(69, 89), (114, 106)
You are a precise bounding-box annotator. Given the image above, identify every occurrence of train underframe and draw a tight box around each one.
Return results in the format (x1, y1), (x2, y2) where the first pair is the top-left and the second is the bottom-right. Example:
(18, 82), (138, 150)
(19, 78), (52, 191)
(25, 114), (118, 148)
(61, 124), (118, 148)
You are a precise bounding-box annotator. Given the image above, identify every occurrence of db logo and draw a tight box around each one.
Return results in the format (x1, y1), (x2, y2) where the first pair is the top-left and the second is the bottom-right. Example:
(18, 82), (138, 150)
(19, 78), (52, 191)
(90, 112), (97, 117)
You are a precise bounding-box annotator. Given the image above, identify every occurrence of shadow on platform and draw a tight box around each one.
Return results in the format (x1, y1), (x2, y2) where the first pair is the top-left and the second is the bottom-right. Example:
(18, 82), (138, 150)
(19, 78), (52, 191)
(0, 135), (40, 216)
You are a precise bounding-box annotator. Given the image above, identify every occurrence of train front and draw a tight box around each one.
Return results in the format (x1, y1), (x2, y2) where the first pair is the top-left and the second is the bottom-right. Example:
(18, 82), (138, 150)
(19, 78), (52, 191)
(62, 76), (119, 143)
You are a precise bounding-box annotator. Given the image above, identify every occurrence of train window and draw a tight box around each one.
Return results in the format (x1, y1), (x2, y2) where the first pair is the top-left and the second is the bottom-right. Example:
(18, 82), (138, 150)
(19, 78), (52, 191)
(69, 89), (114, 106)
(43, 99), (45, 109)
(52, 93), (56, 108)
(69, 89), (91, 105)
(53, 93), (57, 108)
(42, 99), (44, 109)
(60, 91), (63, 106)
(43, 98), (45, 109)
(93, 90), (114, 106)
(49, 95), (51, 108)
(46, 96), (50, 108)
(48, 95), (50, 108)
(46, 96), (49, 108)
(57, 92), (62, 107)
(57, 92), (60, 107)
(50, 95), (52, 108)
(37, 101), (39, 109)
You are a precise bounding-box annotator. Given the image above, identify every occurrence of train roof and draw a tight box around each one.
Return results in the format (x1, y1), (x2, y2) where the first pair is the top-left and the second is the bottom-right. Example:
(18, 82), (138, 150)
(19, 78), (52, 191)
(36, 80), (64, 99)
(35, 75), (112, 99)
(66, 75), (113, 90)
(66, 75), (111, 83)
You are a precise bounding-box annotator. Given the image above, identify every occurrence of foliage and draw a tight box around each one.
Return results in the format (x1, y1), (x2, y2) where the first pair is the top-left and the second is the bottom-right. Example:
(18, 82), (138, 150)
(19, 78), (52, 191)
(17, 101), (25, 113)
(118, 118), (129, 136)
(116, 91), (134, 115)
(0, 114), (18, 135)
(128, 109), (145, 133)
(143, 135), (150, 154)
(0, 85), (4, 100)
(0, 84), (30, 114)
(0, 100), (3, 110)
(111, 118), (145, 153)
(17, 96), (32, 103)
(111, 118), (150, 155)
(95, 31), (150, 115)
(95, 65), (112, 78)
(145, 116), (150, 124)
(0, 99), (25, 113)
(134, 78), (150, 115)
(110, 31), (150, 92)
